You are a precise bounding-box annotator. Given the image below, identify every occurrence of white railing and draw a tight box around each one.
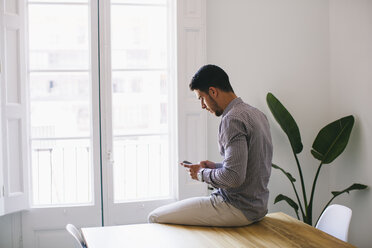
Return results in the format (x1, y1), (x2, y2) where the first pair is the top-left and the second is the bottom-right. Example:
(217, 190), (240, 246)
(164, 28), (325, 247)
(31, 135), (169, 206)
(113, 136), (169, 202)
(31, 138), (91, 206)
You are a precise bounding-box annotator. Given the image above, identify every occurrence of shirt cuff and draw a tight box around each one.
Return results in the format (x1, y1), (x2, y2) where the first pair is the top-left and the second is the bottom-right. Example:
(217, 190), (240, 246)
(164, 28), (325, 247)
(214, 163), (223, 169)
(201, 168), (218, 187)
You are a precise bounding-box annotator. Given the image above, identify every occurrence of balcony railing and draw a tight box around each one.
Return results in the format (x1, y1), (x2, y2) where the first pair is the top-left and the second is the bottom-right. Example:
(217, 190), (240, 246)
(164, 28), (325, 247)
(31, 137), (91, 206)
(113, 135), (169, 202)
(31, 134), (169, 206)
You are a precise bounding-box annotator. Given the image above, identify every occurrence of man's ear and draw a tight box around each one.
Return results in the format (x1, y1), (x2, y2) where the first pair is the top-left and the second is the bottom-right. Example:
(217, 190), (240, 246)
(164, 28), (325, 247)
(209, 87), (218, 98)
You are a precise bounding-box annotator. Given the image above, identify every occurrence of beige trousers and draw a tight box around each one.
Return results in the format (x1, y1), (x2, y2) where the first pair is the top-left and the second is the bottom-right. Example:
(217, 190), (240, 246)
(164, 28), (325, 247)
(148, 194), (252, 227)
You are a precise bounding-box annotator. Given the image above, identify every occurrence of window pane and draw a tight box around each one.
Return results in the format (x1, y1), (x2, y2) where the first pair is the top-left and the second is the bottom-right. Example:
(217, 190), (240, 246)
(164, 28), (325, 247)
(111, 2), (171, 202)
(28, 2), (93, 206)
(111, 5), (167, 69)
(30, 72), (91, 138)
(28, 4), (89, 70)
(29, 72), (92, 206)
(112, 71), (168, 135)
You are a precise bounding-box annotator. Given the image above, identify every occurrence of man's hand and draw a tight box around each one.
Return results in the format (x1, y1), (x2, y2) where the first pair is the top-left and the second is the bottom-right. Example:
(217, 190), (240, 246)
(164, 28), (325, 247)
(180, 162), (201, 180)
(200, 160), (216, 169)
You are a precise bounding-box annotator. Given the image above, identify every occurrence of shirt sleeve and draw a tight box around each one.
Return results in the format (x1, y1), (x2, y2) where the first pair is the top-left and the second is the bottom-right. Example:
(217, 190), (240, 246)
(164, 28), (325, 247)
(202, 116), (249, 189)
(214, 163), (223, 168)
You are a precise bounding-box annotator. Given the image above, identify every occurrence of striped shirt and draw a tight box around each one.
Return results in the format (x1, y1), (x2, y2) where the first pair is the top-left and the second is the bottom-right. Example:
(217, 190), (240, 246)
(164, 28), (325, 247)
(202, 97), (273, 222)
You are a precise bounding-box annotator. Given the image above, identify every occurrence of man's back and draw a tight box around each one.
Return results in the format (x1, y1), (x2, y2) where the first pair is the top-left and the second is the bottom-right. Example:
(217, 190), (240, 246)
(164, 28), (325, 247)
(216, 98), (273, 222)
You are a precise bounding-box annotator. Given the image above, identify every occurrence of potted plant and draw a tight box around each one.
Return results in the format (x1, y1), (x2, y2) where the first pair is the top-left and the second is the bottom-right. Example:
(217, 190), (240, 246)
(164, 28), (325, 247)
(266, 92), (367, 225)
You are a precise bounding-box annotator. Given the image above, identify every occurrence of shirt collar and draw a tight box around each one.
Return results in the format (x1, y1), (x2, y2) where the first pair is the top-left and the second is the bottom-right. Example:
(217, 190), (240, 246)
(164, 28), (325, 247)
(222, 97), (242, 117)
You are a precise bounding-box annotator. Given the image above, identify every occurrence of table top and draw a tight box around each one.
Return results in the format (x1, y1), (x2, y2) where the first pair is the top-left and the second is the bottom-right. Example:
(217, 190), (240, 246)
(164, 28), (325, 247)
(82, 212), (355, 248)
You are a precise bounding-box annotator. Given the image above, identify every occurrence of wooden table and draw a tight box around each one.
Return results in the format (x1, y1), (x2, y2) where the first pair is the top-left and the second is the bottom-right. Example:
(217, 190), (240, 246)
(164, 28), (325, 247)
(82, 212), (355, 248)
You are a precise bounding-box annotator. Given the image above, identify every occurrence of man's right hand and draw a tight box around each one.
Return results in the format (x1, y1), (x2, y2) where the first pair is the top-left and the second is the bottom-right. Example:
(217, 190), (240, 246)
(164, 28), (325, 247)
(199, 160), (216, 169)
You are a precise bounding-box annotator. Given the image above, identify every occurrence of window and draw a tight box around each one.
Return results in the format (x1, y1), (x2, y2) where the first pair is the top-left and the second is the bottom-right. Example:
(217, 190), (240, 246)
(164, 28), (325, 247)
(27, 0), (174, 206)
(111, 0), (172, 202)
(1, 2), (207, 246)
(28, 0), (93, 206)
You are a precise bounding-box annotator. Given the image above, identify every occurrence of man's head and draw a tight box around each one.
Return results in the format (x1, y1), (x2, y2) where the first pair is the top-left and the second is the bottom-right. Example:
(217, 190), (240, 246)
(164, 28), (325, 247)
(189, 65), (236, 117)
(189, 64), (234, 93)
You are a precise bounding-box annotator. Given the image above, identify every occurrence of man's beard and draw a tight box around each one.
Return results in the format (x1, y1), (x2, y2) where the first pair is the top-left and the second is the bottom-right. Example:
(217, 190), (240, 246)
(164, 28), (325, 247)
(207, 94), (223, 117)
(215, 109), (223, 117)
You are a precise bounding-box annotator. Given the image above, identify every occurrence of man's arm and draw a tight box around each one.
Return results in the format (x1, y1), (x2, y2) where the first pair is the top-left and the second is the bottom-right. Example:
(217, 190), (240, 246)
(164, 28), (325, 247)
(202, 117), (249, 189)
(199, 160), (221, 169)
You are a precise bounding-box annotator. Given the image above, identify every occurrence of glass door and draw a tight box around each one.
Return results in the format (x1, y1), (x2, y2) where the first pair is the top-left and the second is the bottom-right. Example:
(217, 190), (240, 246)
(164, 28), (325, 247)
(101, 0), (177, 225)
(29, 1), (93, 207)
(22, 1), (102, 247)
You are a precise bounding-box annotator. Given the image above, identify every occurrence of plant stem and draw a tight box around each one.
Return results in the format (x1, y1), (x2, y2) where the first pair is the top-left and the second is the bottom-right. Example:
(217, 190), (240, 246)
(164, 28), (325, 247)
(293, 152), (308, 221)
(308, 162), (323, 226)
(294, 208), (300, 220)
(315, 195), (335, 226)
(289, 179), (305, 220)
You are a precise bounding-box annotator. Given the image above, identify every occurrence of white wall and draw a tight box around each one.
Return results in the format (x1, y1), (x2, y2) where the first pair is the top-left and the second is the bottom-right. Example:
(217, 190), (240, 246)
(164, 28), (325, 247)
(206, 0), (371, 247)
(206, 0), (331, 223)
(329, 1), (372, 247)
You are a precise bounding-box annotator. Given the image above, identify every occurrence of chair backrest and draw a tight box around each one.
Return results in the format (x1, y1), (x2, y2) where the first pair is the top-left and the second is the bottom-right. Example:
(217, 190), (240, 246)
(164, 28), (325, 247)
(66, 224), (86, 248)
(315, 204), (352, 242)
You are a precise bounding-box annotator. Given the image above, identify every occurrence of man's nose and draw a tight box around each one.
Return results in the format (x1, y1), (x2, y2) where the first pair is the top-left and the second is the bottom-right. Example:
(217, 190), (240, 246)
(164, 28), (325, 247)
(201, 102), (206, 109)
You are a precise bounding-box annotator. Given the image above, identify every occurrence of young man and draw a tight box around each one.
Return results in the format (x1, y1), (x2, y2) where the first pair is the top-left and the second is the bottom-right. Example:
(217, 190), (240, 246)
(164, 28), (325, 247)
(148, 64), (273, 226)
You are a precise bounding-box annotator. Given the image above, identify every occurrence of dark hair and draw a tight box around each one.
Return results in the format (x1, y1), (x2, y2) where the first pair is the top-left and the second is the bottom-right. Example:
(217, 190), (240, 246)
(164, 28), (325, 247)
(189, 64), (234, 93)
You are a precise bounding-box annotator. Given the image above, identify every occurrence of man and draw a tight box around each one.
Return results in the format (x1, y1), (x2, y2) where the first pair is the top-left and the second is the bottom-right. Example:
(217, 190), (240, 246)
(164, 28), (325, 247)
(148, 64), (273, 226)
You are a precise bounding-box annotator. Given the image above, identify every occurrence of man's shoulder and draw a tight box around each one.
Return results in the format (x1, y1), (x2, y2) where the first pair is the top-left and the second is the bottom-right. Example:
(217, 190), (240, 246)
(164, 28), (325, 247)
(222, 102), (267, 127)
(224, 101), (254, 119)
(221, 106), (249, 129)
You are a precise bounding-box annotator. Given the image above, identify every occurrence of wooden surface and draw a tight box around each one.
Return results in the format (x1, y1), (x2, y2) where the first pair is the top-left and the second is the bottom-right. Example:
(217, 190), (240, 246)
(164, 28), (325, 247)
(82, 212), (355, 248)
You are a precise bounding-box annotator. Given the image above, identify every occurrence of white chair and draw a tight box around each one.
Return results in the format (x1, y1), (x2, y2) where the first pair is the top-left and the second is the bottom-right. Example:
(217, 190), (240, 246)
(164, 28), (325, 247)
(315, 204), (352, 242)
(66, 224), (86, 248)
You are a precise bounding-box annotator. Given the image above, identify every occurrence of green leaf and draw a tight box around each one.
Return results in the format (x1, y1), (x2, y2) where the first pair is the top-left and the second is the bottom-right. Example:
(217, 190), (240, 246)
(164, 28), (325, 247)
(272, 163), (296, 182)
(274, 194), (299, 219)
(311, 115), (354, 164)
(266, 93), (303, 154)
(274, 194), (299, 211)
(331, 183), (368, 197)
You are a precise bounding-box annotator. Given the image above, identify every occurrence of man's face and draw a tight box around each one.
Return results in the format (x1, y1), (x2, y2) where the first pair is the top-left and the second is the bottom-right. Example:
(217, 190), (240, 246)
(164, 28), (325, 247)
(194, 89), (223, 116)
